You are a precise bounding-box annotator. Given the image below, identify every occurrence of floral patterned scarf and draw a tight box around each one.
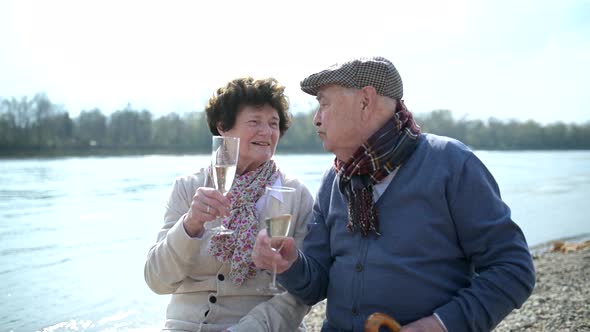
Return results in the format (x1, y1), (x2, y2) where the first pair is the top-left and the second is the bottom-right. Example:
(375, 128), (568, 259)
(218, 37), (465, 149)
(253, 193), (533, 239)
(207, 160), (279, 285)
(334, 100), (421, 237)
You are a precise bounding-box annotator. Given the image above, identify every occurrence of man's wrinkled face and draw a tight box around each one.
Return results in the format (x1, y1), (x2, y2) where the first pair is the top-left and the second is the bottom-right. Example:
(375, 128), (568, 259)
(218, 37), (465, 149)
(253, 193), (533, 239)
(313, 85), (364, 160)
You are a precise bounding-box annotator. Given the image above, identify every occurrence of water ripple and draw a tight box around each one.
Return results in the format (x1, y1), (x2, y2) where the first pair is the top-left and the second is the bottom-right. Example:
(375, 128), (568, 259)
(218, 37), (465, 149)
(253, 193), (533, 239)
(0, 244), (59, 256)
(0, 189), (64, 201)
(40, 319), (93, 332)
(0, 257), (71, 276)
(0, 225), (59, 238)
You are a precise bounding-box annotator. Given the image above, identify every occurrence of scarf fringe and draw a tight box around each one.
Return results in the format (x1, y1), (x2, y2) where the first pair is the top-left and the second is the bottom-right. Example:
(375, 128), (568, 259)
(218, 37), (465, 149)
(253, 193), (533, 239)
(345, 186), (380, 237)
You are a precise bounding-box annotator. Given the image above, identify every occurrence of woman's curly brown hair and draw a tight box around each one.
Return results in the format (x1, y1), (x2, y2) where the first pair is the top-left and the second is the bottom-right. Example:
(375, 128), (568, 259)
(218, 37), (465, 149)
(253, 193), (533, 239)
(205, 77), (292, 137)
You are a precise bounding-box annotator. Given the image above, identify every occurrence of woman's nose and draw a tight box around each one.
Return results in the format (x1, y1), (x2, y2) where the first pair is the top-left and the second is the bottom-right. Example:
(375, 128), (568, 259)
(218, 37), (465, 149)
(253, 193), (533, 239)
(258, 123), (272, 135)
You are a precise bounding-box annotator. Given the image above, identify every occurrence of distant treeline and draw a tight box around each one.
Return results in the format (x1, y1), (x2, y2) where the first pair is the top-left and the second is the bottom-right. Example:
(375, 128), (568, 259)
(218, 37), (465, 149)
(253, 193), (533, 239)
(1, 93), (589, 156)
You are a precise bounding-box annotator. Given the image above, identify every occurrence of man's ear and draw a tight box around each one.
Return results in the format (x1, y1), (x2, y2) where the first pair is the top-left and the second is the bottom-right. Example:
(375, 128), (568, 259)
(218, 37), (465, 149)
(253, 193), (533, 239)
(360, 86), (378, 110)
(360, 86), (378, 121)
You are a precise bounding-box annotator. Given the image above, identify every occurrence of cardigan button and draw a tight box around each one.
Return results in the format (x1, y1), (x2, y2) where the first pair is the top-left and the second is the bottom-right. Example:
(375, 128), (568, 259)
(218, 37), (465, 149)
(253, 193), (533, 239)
(355, 263), (363, 272)
(209, 295), (217, 303)
(217, 274), (225, 281)
(352, 307), (359, 315)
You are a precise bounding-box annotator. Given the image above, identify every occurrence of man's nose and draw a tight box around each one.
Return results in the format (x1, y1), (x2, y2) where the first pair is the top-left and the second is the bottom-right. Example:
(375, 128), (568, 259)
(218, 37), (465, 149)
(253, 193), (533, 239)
(313, 110), (322, 127)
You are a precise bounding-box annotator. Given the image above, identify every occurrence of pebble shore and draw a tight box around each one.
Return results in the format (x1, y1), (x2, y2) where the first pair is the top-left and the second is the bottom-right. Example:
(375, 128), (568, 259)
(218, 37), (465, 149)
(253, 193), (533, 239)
(303, 244), (589, 332)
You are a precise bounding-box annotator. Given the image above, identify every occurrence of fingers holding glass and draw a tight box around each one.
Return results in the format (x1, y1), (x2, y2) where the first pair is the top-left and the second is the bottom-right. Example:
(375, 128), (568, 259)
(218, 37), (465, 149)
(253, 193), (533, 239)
(258, 186), (296, 294)
(183, 187), (231, 237)
(194, 187), (227, 217)
(207, 136), (240, 235)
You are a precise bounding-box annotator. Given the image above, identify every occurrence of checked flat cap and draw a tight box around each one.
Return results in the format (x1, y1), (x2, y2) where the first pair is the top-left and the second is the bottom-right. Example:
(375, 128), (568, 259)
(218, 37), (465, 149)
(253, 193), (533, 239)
(300, 56), (403, 99)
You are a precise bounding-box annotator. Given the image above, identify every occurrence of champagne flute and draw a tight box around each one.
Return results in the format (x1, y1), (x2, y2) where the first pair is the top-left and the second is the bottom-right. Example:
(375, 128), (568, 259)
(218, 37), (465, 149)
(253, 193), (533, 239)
(259, 186), (295, 294)
(207, 135), (240, 235)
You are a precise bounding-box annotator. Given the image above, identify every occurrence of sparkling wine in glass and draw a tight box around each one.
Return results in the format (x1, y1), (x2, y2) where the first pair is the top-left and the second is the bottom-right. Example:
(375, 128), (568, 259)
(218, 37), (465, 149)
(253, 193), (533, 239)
(207, 135), (239, 235)
(260, 186), (295, 294)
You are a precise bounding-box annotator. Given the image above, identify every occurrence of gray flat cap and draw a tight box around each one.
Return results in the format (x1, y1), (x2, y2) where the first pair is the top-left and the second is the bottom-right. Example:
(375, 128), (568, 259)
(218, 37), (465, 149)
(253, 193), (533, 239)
(300, 56), (403, 99)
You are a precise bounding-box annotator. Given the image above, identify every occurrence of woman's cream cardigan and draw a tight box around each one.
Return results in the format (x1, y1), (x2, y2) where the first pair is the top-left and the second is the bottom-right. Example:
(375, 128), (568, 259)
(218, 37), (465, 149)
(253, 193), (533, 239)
(145, 168), (313, 331)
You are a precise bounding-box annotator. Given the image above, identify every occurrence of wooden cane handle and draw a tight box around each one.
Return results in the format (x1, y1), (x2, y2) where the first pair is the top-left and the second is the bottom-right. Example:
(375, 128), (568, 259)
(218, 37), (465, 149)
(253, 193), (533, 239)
(364, 312), (402, 332)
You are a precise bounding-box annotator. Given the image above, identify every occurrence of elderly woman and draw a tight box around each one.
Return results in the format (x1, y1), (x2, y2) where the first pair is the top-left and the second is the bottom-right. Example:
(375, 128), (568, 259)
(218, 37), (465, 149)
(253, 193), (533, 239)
(144, 77), (313, 331)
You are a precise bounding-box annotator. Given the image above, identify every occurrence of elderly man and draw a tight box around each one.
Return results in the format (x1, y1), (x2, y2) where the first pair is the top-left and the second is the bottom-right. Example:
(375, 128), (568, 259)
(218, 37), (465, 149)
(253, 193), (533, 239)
(253, 56), (535, 332)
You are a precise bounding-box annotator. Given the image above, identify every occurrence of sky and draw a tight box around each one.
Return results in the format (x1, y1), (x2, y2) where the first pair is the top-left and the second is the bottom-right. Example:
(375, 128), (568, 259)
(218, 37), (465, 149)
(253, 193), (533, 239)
(0, 0), (589, 124)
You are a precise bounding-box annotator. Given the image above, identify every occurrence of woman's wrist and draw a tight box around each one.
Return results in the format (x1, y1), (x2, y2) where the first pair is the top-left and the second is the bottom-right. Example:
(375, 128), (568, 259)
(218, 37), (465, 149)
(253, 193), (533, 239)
(182, 214), (205, 238)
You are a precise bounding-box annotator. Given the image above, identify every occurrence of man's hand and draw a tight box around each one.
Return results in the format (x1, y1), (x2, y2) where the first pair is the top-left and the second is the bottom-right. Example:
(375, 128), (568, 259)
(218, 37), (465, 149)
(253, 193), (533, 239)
(252, 229), (298, 273)
(400, 315), (446, 332)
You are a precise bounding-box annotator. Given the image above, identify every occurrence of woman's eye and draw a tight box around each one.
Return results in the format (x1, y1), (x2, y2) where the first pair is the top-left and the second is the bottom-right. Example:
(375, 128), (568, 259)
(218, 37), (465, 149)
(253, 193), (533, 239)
(270, 122), (279, 129)
(248, 120), (258, 126)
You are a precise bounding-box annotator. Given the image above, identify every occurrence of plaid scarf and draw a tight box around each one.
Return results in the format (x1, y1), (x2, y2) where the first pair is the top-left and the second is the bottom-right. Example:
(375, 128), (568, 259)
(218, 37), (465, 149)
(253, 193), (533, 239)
(334, 100), (421, 237)
(207, 160), (279, 285)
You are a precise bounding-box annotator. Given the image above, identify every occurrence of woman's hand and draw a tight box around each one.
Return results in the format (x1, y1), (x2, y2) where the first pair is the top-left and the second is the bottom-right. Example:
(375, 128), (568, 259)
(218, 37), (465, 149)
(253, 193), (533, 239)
(183, 187), (231, 237)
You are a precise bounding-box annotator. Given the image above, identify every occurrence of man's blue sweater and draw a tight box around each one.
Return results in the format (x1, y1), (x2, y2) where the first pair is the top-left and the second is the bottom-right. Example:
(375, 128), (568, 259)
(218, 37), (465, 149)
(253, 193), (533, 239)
(279, 133), (535, 332)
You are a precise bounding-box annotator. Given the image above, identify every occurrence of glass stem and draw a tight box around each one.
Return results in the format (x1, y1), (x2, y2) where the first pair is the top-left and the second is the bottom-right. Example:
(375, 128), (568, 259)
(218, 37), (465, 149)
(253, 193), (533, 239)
(270, 242), (284, 290)
(271, 261), (278, 289)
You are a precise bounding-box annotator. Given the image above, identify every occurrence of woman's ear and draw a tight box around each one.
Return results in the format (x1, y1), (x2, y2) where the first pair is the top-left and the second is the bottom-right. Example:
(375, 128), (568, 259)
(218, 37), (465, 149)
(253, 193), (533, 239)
(216, 123), (225, 135)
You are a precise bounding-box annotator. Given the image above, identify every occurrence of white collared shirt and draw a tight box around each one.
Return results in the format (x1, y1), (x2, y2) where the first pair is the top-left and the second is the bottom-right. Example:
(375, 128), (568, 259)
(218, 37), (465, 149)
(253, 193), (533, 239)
(255, 177), (283, 211)
(372, 168), (399, 201)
